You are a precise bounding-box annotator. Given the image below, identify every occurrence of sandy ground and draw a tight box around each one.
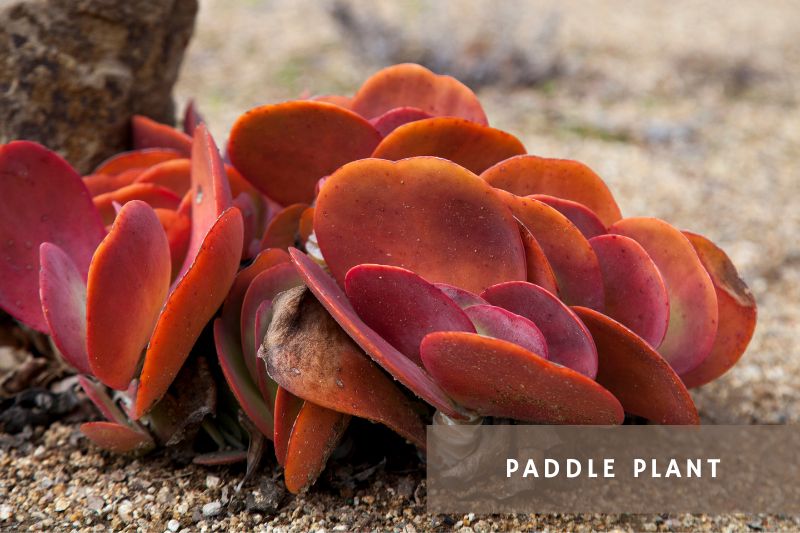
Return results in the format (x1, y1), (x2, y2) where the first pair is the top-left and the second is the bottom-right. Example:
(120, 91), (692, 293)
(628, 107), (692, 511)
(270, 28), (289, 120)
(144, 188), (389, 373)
(2, 0), (800, 531)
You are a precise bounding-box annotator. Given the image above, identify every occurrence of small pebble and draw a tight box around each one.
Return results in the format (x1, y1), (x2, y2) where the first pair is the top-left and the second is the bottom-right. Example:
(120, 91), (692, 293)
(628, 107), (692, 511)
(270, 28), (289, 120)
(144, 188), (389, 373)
(118, 500), (133, 522)
(167, 518), (181, 531)
(202, 501), (222, 517)
(53, 498), (69, 512)
(205, 475), (220, 489)
(0, 505), (12, 521)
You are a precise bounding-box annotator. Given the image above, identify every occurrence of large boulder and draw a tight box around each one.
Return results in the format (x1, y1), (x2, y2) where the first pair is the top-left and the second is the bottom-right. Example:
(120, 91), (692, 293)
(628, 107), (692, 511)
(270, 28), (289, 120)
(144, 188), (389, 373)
(0, 0), (198, 173)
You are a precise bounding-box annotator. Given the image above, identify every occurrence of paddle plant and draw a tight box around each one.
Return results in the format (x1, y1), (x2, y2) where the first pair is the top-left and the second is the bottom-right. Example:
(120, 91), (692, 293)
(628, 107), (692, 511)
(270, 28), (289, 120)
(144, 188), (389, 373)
(0, 63), (756, 493)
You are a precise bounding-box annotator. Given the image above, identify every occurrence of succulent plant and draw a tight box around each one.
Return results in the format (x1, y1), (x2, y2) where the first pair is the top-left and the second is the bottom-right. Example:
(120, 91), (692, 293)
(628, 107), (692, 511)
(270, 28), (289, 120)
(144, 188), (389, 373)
(0, 63), (756, 493)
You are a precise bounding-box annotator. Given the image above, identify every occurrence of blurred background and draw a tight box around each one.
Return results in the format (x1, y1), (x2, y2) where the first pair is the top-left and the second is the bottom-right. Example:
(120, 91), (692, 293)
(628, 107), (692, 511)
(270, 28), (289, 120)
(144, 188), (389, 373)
(176, 0), (800, 424)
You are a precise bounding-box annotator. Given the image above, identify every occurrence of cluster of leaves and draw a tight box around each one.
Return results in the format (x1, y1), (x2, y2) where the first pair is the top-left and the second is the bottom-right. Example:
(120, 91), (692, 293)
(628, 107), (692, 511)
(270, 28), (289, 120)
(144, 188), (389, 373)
(0, 64), (756, 493)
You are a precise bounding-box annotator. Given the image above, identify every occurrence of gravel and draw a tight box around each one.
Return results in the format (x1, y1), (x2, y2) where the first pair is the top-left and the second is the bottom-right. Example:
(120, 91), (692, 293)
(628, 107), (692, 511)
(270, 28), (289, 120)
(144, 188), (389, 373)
(3, 0), (800, 531)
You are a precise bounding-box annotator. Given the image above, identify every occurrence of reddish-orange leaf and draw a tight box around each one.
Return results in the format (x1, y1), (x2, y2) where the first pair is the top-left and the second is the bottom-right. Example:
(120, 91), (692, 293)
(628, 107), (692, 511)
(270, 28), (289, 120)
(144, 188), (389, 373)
(463, 304), (548, 358)
(154, 206), (192, 282)
(178, 124), (234, 280)
(351, 63), (488, 124)
(609, 218), (718, 375)
(134, 158), (192, 196)
(83, 170), (141, 196)
(680, 232), (757, 388)
(265, 286), (426, 449)
(518, 222), (559, 295)
(298, 207), (315, 244)
(372, 117), (526, 175)
(81, 421), (155, 454)
(94, 148), (183, 177)
(289, 248), (466, 419)
(228, 101), (381, 205)
(221, 248), (292, 335)
(183, 99), (205, 135)
(590, 234), (670, 347)
(482, 281), (598, 378)
(369, 106), (432, 137)
(260, 203), (309, 251)
(482, 155), (623, 226)
(39, 243), (90, 374)
(134, 207), (244, 417)
(315, 157), (527, 294)
(93, 183), (181, 225)
(497, 191), (604, 310)
(344, 264), (475, 366)
(310, 94), (353, 109)
(273, 386), (303, 465)
(284, 401), (350, 493)
(213, 319), (275, 439)
(0, 141), (105, 332)
(532, 194), (607, 240)
(132, 115), (192, 155)
(420, 332), (623, 424)
(87, 201), (171, 390)
(433, 283), (487, 309)
(574, 306), (699, 424)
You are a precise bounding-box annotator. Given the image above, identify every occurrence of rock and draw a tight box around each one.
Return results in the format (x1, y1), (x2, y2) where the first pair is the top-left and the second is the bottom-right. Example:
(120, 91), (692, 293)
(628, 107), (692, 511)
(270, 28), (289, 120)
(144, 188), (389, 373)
(167, 518), (181, 532)
(0, 504), (12, 521)
(201, 501), (221, 517)
(117, 500), (133, 522)
(53, 497), (69, 512)
(245, 479), (284, 515)
(205, 475), (220, 490)
(0, 0), (198, 173)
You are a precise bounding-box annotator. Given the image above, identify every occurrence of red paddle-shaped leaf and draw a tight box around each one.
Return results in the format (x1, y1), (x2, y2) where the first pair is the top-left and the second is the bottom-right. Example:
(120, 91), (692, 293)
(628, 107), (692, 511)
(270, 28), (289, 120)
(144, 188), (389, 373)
(240, 263), (302, 386)
(532, 194), (606, 239)
(83, 171), (140, 196)
(351, 63), (488, 124)
(260, 203), (309, 250)
(289, 248), (465, 418)
(94, 183), (181, 225)
(609, 218), (718, 375)
(81, 421), (155, 454)
(178, 124), (234, 281)
(370, 106), (433, 137)
(344, 264), (475, 366)
(589, 234), (670, 347)
(86, 201), (171, 390)
(433, 283), (486, 309)
(135, 207), (243, 417)
(573, 306), (699, 424)
(234, 193), (258, 261)
(132, 115), (192, 155)
(482, 281), (598, 378)
(273, 386), (303, 465)
(497, 191), (604, 310)
(183, 99), (205, 135)
(482, 155), (623, 226)
(420, 332), (623, 424)
(228, 101), (381, 205)
(298, 207), (314, 244)
(264, 287), (426, 448)
(78, 375), (128, 425)
(372, 117), (526, 175)
(315, 157), (526, 294)
(284, 401), (350, 494)
(39, 243), (90, 374)
(463, 304), (548, 358)
(94, 148), (182, 176)
(221, 248), (291, 334)
(0, 141), (105, 331)
(680, 232), (757, 387)
(155, 206), (191, 282)
(134, 158), (192, 196)
(213, 319), (275, 439)
(518, 222), (559, 295)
